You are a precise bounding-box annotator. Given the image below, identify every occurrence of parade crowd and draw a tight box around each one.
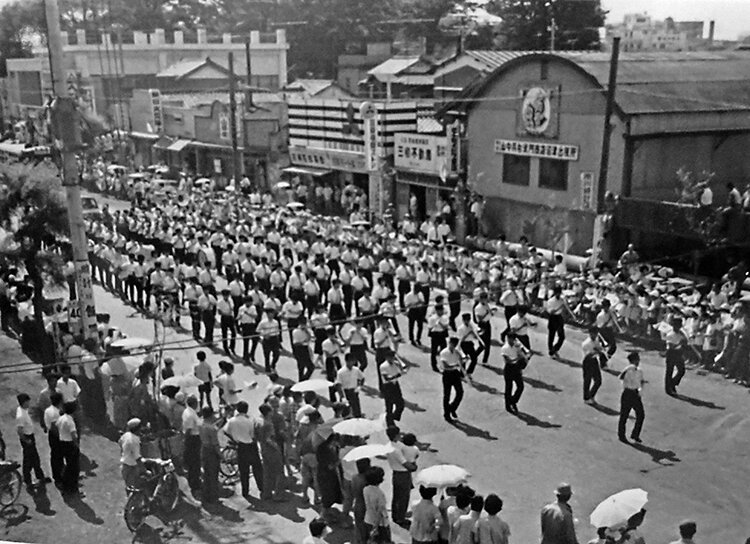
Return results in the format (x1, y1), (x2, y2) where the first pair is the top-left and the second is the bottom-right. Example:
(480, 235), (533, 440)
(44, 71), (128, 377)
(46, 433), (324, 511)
(3, 159), (749, 543)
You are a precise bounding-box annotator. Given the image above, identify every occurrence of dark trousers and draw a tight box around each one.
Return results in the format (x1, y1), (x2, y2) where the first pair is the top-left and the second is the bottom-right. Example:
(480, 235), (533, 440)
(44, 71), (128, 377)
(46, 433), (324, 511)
(430, 331), (448, 371)
(408, 309), (423, 343)
(665, 350), (685, 394)
(184, 434), (202, 491)
(547, 314), (565, 354)
(582, 354), (602, 401)
(600, 327), (617, 357)
(618, 389), (645, 440)
(442, 370), (464, 417)
(220, 315), (236, 353)
(240, 323), (258, 361)
(417, 284), (430, 312)
(262, 336), (281, 372)
(503, 364), (524, 410)
(189, 303), (201, 338)
(325, 356), (341, 402)
(20, 435), (44, 485)
(59, 441), (80, 492)
(202, 311), (215, 344)
(201, 449), (220, 503)
(342, 285), (354, 316)
(293, 345), (315, 381)
(391, 471), (412, 524)
(397, 280), (410, 310)
(48, 429), (63, 484)
(448, 292), (461, 330)
(344, 388), (362, 418)
(382, 382), (404, 426)
(237, 442), (264, 497)
(461, 342), (479, 375)
(477, 322), (491, 363)
(198, 383), (213, 410)
(350, 344), (368, 372)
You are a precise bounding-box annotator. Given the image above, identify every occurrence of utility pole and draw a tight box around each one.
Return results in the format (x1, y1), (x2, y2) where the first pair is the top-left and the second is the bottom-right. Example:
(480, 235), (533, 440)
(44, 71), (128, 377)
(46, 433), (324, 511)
(44, 0), (97, 339)
(244, 39), (254, 111)
(228, 52), (241, 185)
(549, 17), (557, 51)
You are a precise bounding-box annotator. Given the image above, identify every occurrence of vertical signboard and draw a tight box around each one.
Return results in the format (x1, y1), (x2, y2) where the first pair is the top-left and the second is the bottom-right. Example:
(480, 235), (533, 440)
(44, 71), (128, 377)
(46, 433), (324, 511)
(150, 89), (163, 132)
(360, 102), (379, 172)
(580, 172), (595, 210)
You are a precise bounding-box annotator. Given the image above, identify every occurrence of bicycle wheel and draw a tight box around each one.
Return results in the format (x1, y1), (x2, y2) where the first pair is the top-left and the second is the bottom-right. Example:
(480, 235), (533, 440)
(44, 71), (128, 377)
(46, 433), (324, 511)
(124, 490), (149, 532)
(219, 446), (239, 483)
(0, 470), (21, 506)
(156, 472), (179, 513)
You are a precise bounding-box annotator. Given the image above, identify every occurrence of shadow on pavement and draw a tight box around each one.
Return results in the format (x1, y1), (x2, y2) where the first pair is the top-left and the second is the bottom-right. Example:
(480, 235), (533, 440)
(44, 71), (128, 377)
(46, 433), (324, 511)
(449, 419), (498, 441)
(414, 439), (438, 453)
(28, 485), (55, 516)
(246, 494), (307, 523)
(521, 375), (563, 393)
(62, 492), (104, 525)
(515, 411), (562, 430)
(403, 399), (426, 414)
(675, 394), (725, 410)
(589, 403), (620, 417)
(80, 452), (99, 478)
(554, 357), (582, 369)
(470, 380), (500, 395)
(629, 442), (681, 466)
(0, 503), (30, 528)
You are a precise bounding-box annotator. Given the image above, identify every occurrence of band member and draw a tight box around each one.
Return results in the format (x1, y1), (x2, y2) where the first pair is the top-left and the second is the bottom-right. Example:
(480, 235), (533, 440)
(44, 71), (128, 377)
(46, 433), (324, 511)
(291, 316), (315, 381)
(664, 318), (688, 396)
(500, 332), (529, 414)
(217, 289), (237, 356)
(439, 337), (468, 422)
(281, 295), (305, 350)
(404, 283), (425, 346)
(257, 309), (282, 373)
(618, 352), (645, 443)
(321, 328), (343, 402)
(395, 258), (412, 311)
(457, 312), (484, 376)
(581, 327), (604, 404)
(596, 299), (620, 357)
(545, 285), (571, 358)
(336, 353), (365, 418)
(445, 270), (463, 331)
(473, 291), (495, 364)
(428, 304), (450, 372)
(327, 279), (346, 331)
(499, 280), (520, 340)
(184, 277), (204, 340)
(508, 305), (535, 351)
(341, 318), (370, 372)
(380, 350), (405, 426)
(237, 297), (259, 364)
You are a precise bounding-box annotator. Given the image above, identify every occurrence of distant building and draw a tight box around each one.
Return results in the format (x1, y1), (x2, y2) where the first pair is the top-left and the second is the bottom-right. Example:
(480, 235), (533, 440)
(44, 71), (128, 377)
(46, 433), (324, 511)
(605, 14), (714, 52)
(282, 79), (353, 99)
(337, 42), (393, 96)
(4, 28), (288, 130)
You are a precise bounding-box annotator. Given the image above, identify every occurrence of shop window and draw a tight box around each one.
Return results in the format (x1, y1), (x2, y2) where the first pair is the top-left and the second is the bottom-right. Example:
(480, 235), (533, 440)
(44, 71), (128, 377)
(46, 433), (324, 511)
(502, 154), (530, 186)
(538, 158), (568, 191)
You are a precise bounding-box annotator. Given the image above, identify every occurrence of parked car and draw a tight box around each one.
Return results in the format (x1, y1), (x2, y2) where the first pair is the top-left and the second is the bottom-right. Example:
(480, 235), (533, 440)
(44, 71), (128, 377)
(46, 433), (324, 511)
(81, 196), (101, 220)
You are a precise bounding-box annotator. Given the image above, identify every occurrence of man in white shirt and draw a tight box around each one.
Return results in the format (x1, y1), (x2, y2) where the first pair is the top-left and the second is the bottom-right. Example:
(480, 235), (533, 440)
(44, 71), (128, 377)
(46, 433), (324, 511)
(257, 310), (281, 373)
(224, 401), (263, 500)
(500, 333), (527, 414)
(439, 337), (467, 422)
(669, 520), (698, 544)
(380, 350), (405, 425)
(428, 304), (450, 372)
(57, 402), (80, 495)
(16, 393), (49, 488)
(217, 289), (237, 356)
(546, 285), (570, 358)
(182, 396), (202, 493)
(508, 305), (535, 351)
(664, 318), (687, 396)
(119, 418), (144, 489)
(336, 354), (365, 418)
(581, 328), (604, 404)
(618, 352), (645, 443)
(43, 392), (64, 485)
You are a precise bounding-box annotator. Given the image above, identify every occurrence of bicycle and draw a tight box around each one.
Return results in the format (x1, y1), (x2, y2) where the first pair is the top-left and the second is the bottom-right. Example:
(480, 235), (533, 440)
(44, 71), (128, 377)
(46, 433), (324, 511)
(0, 461), (22, 507)
(123, 458), (179, 532)
(219, 438), (240, 485)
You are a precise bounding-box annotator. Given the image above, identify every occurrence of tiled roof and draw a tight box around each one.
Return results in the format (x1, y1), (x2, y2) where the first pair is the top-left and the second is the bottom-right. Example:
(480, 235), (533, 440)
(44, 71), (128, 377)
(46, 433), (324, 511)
(368, 56), (421, 78)
(284, 79), (335, 96)
(156, 59), (208, 78)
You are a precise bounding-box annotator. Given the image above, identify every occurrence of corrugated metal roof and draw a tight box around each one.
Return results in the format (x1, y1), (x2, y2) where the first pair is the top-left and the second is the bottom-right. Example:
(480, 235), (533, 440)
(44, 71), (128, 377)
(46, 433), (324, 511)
(284, 79), (334, 96)
(156, 59), (207, 78)
(417, 117), (444, 134)
(464, 50), (535, 71)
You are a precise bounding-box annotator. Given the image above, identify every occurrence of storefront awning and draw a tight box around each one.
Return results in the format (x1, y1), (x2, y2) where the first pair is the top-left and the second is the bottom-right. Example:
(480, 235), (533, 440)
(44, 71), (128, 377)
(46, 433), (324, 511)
(283, 166), (332, 177)
(166, 139), (192, 152)
(190, 141), (244, 152)
(153, 136), (173, 151)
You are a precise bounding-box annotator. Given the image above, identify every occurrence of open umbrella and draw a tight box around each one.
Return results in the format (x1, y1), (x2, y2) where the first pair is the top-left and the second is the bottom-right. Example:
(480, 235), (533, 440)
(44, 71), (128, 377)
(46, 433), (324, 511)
(101, 355), (140, 377)
(343, 443), (395, 462)
(590, 489), (648, 529)
(110, 337), (154, 350)
(161, 374), (203, 389)
(415, 465), (471, 488)
(351, 220), (371, 228)
(291, 378), (335, 393)
(333, 418), (383, 438)
(287, 201), (305, 209)
(274, 181), (291, 190)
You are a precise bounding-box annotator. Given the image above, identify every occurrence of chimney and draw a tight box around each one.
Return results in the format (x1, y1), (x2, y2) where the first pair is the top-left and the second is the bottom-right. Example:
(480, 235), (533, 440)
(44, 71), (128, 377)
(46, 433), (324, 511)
(197, 28), (207, 44)
(708, 20), (715, 43)
(76, 29), (86, 45)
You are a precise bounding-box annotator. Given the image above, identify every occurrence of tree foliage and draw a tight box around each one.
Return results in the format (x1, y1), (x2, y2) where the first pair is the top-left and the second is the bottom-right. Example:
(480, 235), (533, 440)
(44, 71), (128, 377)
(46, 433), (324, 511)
(0, 1), (44, 77)
(491, 0), (605, 51)
(0, 162), (69, 335)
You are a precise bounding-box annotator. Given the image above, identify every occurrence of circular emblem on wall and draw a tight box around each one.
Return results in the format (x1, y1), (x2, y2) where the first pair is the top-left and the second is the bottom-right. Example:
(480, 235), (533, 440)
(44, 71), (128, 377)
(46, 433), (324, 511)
(521, 87), (551, 135)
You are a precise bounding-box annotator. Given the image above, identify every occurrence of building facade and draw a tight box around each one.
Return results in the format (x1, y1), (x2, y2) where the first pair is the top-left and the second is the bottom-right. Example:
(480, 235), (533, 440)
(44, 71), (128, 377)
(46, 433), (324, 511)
(448, 51), (750, 256)
(5, 28), (288, 130)
(605, 13), (711, 52)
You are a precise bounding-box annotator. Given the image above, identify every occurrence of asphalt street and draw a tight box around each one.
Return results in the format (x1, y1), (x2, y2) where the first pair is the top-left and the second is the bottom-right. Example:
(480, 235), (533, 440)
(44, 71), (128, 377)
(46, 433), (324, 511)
(0, 190), (747, 543)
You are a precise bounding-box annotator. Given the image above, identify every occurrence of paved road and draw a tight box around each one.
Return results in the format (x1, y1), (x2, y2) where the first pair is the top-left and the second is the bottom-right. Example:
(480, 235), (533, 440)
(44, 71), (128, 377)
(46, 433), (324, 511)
(3, 190), (745, 543)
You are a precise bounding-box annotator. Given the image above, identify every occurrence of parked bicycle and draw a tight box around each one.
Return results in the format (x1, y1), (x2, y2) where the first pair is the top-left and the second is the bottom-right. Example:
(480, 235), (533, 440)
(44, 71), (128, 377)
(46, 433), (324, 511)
(0, 460), (22, 507)
(219, 438), (240, 485)
(124, 458), (179, 532)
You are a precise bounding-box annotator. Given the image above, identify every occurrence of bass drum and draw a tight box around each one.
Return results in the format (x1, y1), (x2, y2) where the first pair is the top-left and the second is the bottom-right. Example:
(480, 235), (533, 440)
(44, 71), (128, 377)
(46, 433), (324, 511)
(196, 246), (216, 269)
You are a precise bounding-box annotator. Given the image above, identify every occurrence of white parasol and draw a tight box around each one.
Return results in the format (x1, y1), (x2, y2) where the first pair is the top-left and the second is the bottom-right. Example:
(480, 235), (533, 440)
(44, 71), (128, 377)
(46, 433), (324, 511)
(291, 378), (334, 393)
(332, 418), (384, 437)
(590, 488), (648, 529)
(415, 464), (471, 488)
(342, 443), (395, 462)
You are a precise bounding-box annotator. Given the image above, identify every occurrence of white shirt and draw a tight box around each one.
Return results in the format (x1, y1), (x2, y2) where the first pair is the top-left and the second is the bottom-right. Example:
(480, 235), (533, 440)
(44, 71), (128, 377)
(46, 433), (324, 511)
(224, 414), (257, 444)
(119, 431), (141, 466)
(43, 405), (61, 430)
(582, 337), (602, 357)
(56, 377), (81, 403)
(15, 406), (34, 435)
(620, 364), (644, 391)
(700, 186), (713, 206)
(546, 296), (565, 315)
(336, 366), (364, 389)
(500, 342), (521, 364)
(508, 314), (531, 336)
(182, 406), (201, 435)
(57, 413), (77, 442)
